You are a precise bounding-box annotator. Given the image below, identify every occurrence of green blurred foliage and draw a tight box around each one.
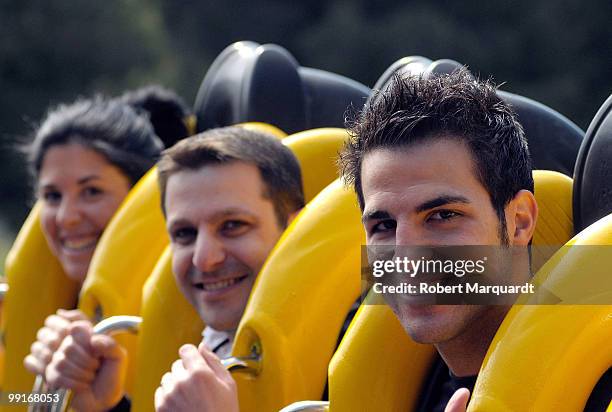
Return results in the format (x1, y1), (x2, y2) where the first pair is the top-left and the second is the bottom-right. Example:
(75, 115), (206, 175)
(0, 0), (610, 237)
(0, 0), (178, 234)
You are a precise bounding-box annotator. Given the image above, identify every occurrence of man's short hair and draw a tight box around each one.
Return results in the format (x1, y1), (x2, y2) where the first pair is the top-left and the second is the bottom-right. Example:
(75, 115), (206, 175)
(339, 69), (533, 243)
(157, 126), (304, 227)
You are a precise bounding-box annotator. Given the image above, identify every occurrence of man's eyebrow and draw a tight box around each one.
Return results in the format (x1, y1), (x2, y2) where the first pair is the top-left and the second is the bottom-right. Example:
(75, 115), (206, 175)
(362, 210), (392, 224)
(213, 208), (257, 219)
(166, 208), (256, 230)
(166, 218), (192, 231)
(415, 195), (470, 213)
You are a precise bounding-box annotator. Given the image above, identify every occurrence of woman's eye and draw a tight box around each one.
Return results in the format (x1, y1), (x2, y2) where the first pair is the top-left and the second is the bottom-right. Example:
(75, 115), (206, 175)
(82, 186), (103, 199)
(371, 219), (397, 234)
(172, 227), (197, 244)
(42, 191), (61, 204)
(428, 210), (460, 222)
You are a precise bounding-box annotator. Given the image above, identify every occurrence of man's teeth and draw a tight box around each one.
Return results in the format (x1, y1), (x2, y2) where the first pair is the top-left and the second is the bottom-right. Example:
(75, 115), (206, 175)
(63, 238), (97, 250)
(200, 277), (243, 292)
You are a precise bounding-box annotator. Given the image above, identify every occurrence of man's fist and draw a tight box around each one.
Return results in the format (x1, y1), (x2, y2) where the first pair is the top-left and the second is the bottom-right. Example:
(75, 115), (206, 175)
(444, 388), (470, 412)
(154, 343), (239, 412)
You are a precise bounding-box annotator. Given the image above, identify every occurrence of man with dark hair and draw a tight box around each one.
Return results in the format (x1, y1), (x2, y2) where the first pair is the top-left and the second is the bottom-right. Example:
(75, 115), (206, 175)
(44, 126), (304, 411)
(339, 70), (537, 411)
(340, 70), (534, 247)
(339, 70), (609, 411)
(156, 126), (304, 338)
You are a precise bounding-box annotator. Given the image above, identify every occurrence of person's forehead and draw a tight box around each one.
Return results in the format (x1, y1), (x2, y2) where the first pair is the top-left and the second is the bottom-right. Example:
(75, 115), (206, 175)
(360, 140), (485, 208)
(164, 162), (272, 220)
(39, 143), (119, 184)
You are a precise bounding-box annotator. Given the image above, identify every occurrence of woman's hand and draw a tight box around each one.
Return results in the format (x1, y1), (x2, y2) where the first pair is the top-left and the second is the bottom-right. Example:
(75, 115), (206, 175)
(24, 309), (89, 376)
(45, 320), (127, 412)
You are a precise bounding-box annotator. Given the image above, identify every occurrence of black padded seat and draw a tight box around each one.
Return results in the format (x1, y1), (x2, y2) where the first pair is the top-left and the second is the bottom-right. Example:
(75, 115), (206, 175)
(498, 90), (584, 177)
(371, 56), (433, 91)
(368, 58), (584, 177)
(573, 94), (612, 232)
(194, 41), (370, 134)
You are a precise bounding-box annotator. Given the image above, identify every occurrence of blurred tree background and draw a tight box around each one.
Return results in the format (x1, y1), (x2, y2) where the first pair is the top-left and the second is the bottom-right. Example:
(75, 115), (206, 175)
(1, 0), (611, 245)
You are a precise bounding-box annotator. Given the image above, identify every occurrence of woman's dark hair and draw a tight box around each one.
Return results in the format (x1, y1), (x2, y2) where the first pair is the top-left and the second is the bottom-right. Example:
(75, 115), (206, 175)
(27, 97), (163, 185)
(119, 85), (193, 148)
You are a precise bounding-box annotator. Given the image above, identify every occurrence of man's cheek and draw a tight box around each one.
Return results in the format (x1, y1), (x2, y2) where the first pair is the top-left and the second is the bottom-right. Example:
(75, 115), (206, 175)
(171, 256), (191, 290)
(171, 248), (189, 272)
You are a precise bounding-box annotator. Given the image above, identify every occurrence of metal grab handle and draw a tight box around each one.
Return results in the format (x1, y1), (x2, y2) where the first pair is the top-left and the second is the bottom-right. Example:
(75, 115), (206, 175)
(279, 401), (330, 412)
(221, 354), (261, 374)
(221, 338), (263, 375)
(28, 315), (142, 412)
(91, 315), (142, 335)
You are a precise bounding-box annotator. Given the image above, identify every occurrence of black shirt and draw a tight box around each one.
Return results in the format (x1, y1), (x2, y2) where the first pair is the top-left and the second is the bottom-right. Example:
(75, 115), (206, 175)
(417, 357), (611, 412)
(417, 357), (477, 412)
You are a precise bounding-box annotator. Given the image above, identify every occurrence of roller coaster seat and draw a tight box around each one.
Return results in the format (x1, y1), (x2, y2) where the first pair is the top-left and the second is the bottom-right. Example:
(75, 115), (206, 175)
(573, 94), (612, 233)
(194, 41), (370, 135)
(1, 203), (80, 398)
(282, 128), (350, 202)
(77, 168), (169, 393)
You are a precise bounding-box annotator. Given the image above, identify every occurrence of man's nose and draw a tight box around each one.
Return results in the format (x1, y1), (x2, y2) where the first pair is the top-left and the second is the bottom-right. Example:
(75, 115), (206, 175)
(394, 221), (421, 246)
(192, 232), (226, 272)
(56, 198), (82, 228)
(394, 221), (436, 263)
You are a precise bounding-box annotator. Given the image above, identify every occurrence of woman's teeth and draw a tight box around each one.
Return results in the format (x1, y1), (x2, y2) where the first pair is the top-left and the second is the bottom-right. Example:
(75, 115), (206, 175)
(63, 237), (97, 251)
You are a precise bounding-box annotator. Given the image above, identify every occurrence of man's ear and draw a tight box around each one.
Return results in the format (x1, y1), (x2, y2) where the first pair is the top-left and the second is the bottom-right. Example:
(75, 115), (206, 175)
(509, 190), (538, 246)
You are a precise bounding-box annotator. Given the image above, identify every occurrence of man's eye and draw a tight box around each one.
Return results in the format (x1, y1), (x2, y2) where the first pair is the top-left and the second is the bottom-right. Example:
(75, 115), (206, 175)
(371, 219), (397, 234)
(221, 220), (249, 235)
(42, 191), (61, 204)
(428, 210), (460, 222)
(171, 227), (197, 244)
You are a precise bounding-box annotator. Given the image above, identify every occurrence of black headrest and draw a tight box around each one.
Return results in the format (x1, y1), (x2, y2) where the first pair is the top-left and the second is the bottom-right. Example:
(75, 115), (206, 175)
(497, 90), (584, 177)
(368, 58), (584, 177)
(194, 41), (370, 134)
(572, 94), (612, 232)
(371, 56), (433, 92)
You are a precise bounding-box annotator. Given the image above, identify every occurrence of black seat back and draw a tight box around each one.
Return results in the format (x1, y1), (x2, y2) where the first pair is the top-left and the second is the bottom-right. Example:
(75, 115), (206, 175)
(194, 41), (370, 134)
(573, 94), (612, 232)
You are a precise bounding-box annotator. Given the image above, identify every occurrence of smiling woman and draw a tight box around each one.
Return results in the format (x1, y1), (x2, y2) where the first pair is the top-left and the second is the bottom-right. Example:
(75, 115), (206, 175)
(37, 144), (131, 281)
(26, 98), (163, 282)
(21, 97), (163, 377)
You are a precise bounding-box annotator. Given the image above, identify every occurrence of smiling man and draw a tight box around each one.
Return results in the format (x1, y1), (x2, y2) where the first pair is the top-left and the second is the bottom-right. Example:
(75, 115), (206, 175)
(43, 126), (304, 411)
(338, 70), (537, 411)
(339, 70), (609, 411)
(158, 127), (303, 343)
